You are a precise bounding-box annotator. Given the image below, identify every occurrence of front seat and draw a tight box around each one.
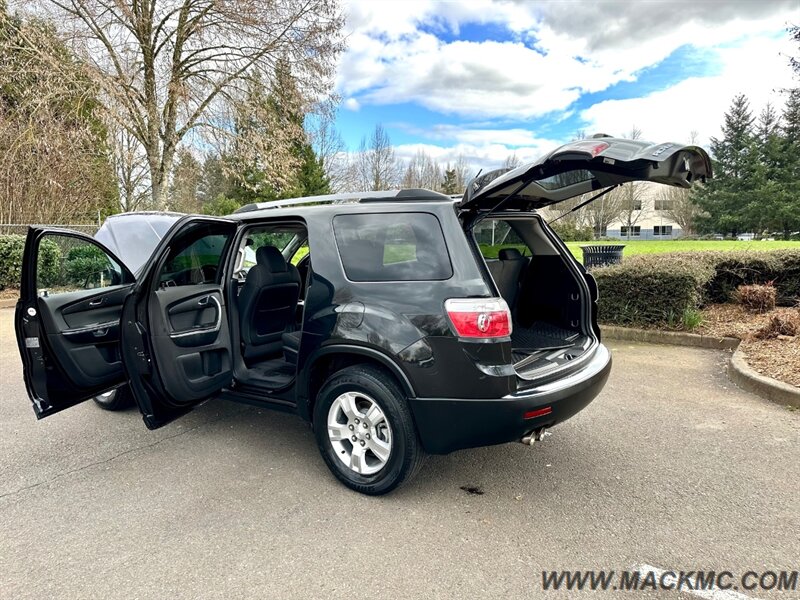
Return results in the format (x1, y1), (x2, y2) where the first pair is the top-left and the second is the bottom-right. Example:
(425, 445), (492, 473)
(239, 245), (301, 361)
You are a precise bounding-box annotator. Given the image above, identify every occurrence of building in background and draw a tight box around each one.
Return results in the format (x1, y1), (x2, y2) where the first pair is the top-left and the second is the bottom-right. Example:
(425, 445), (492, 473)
(605, 183), (683, 240)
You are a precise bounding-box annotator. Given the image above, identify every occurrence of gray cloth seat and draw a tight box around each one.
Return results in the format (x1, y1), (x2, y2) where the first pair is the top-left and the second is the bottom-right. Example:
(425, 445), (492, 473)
(239, 246), (301, 360)
(487, 247), (528, 310)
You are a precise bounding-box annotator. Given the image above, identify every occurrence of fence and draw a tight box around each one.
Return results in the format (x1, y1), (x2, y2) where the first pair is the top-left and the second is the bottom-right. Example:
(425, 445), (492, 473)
(0, 223), (99, 236)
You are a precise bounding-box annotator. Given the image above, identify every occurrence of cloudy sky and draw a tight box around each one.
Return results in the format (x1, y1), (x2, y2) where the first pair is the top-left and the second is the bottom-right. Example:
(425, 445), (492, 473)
(333, 0), (800, 169)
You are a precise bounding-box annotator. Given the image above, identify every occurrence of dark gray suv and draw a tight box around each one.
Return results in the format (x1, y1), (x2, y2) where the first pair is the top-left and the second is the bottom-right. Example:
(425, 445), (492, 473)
(15, 137), (711, 494)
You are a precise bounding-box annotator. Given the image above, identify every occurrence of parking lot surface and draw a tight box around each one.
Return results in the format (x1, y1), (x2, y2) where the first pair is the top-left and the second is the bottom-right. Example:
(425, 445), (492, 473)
(1, 308), (798, 599)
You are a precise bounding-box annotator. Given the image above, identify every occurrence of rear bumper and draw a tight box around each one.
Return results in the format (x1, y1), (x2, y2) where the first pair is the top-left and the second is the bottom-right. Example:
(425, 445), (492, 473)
(407, 344), (611, 454)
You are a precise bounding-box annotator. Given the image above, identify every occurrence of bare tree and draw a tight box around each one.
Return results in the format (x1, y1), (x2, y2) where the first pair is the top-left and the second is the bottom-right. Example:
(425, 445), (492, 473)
(659, 185), (706, 235)
(402, 149), (442, 190)
(109, 123), (150, 212)
(21, 0), (344, 207)
(502, 153), (521, 170)
(615, 125), (648, 239)
(356, 124), (400, 191)
(168, 147), (202, 212)
(307, 99), (349, 193)
(579, 189), (625, 237)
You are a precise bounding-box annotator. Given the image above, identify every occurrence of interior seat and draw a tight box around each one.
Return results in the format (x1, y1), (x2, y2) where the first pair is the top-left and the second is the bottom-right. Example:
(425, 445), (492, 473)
(490, 247), (528, 310)
(239, 245), (301, 361)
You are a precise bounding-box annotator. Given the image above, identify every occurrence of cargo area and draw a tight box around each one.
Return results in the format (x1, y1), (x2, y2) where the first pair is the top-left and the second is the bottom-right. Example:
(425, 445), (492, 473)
(475, 215), (596, 378)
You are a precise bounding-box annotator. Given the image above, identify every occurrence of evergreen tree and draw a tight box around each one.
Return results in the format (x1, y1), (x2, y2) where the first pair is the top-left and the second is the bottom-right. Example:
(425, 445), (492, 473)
(441, 168), (459, 194)
(296, 142), (331, 196)
(226, 60), (328, 203)
(693, 94), (757, 234)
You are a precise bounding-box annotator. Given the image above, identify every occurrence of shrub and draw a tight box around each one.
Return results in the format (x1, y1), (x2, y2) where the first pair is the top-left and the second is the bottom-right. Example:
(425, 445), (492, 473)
(594, 254), (715, 327)
(754, 312), (799, 339)
(594, 249), (800, 327)
(705, 250), (800, 305)
(734, 284), (776, 313)
(0, 234), (25, 289)
(549, 221), (594, 242)
(64, 243), (109, 287)
(0, 233), (61, 289)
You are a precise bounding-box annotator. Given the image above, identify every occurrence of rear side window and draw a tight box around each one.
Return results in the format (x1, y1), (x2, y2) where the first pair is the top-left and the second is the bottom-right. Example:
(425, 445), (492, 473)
(333, 213), (452, 282)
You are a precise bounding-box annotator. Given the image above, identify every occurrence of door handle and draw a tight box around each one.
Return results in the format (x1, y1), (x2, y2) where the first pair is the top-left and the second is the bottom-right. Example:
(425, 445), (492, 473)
(89, 298), (104, 307)
(197, 296), (210, 306)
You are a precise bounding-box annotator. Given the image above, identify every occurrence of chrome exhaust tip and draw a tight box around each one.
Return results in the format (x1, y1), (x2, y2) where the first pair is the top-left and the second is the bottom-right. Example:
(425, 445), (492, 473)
(520, 427), (548, 446)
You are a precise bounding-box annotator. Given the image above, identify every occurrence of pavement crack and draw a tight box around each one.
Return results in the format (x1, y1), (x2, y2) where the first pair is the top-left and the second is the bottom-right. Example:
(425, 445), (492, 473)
(0, 406), (253, 501)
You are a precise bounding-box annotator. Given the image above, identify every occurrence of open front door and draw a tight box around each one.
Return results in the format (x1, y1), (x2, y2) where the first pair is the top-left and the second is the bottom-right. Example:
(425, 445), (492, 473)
(15, 228), (135, 418)
(121, 217), (238, 429)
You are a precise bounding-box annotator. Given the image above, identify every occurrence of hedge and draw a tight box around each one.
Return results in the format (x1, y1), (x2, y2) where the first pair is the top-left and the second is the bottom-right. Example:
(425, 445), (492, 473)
(594, 254), (715, 327)
(0, 234), (61, 290)
(594, 249), (800, 326)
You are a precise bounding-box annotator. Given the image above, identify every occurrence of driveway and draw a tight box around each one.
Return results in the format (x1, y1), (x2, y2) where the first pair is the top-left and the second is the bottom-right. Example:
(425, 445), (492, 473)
(0, 308), (798, 599)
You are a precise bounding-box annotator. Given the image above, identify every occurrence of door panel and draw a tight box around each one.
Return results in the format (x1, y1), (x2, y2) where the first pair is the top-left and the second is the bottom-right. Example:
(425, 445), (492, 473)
(38, 286), (130, 387)
(149, 284), (232, 399)
(15, 228), (135, 419)
(120, 217), (237, 429)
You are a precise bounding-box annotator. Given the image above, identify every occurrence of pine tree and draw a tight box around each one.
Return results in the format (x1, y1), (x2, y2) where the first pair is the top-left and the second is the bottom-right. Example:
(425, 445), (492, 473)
(693, 94), (757, 235)
(296, 142), (331, 196)
(441, 168), (459, 194)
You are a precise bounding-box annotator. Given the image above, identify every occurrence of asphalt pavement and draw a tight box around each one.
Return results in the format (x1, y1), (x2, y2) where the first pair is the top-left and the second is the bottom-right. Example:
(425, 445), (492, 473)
(0, 308), (798, 599)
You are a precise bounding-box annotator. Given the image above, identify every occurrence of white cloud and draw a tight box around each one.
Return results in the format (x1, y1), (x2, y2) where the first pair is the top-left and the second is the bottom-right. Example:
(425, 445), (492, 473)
(393, 139), (556, 173)
(580, 34), (798, 145)
(338, 0), (800, 120)
(343, 97), (360, 111)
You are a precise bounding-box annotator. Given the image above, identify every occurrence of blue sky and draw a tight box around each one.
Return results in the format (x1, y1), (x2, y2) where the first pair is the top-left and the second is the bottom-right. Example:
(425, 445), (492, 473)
(333, 0), (799, 170)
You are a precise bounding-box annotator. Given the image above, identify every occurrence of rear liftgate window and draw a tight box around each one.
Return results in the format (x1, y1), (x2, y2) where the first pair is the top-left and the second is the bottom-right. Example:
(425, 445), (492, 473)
(333, 213), (453, 282)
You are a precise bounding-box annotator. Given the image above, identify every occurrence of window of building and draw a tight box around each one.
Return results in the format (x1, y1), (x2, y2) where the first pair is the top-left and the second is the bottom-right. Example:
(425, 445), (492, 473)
(653, 225), (673, 236)
(620, 226), (641, 237)
(654, 198), (673, 211)
(333, 213), (453, 282)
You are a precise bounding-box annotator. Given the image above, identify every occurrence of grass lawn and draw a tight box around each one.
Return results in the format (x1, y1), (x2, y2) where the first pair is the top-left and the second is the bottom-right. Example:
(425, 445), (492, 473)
(481, 240), (800, 262)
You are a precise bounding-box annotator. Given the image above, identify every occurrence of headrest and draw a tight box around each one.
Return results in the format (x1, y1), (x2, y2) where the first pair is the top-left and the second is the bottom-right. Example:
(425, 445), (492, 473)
(256, 245), (288, 273)
(499, 248), (523, 260)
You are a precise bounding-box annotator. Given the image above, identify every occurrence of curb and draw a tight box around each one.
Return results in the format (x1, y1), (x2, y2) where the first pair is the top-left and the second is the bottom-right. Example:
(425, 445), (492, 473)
(603, 324), (800, 408)
(727, 348), (800, 409)
(0, 298), (16, 309)
(602, 324), (740, 350)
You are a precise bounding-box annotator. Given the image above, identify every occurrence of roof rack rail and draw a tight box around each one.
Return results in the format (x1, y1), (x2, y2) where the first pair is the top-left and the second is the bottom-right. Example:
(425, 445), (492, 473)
(234, 189), (451, 213)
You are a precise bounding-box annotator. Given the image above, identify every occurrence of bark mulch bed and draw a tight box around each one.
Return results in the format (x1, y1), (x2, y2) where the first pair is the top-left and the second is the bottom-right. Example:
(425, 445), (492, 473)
(697, 304), (800, 388)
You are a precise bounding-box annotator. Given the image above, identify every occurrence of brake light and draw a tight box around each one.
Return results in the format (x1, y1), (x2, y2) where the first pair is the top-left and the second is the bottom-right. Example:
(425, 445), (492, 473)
(445, 298), (512, 339)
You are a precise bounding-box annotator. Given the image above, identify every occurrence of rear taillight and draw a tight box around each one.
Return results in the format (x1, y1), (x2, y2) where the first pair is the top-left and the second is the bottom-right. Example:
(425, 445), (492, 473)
(445, 298), (512, 339)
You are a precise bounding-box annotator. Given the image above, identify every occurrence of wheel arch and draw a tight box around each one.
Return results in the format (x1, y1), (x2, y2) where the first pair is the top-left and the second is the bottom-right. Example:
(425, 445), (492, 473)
(298, 345), (416, 422)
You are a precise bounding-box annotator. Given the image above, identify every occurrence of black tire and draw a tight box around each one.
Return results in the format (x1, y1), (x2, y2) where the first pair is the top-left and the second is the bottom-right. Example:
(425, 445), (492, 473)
(313, 365), (425, 495)
(93, 385), (134, 411)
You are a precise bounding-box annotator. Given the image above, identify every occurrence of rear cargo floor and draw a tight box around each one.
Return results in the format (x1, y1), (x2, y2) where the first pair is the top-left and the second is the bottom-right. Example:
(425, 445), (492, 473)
(511, 321), (582, 364)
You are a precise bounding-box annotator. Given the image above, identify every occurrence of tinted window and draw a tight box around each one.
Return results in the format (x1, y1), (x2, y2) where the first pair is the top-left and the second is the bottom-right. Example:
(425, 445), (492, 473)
(35, 233), (130, 295)
(158, 233), (228, 287)
(333, 213), (452, 282)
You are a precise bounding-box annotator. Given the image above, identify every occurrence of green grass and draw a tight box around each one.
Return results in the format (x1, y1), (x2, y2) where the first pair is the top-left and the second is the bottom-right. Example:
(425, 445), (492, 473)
(481, 240), (800, 262)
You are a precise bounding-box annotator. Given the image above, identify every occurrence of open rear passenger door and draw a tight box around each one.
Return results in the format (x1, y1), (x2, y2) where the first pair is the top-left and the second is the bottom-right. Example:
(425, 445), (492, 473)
(16, 228), (136, 418)
(121, 217), (239, 429)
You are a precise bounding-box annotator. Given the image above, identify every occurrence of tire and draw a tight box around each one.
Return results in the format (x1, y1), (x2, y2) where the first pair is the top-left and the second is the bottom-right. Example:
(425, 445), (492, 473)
(313, 365), (425, 495)
(93, 385), (134, 411)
